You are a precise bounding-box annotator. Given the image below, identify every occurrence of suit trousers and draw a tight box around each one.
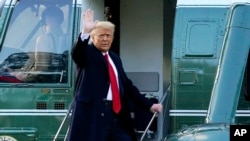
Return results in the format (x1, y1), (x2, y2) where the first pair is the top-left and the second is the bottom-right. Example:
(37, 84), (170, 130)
(99, 100), (133, 141)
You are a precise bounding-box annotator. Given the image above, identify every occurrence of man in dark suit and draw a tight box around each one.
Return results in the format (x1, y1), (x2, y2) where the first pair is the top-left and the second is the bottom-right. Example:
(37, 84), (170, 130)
(68, 9), (162, 141)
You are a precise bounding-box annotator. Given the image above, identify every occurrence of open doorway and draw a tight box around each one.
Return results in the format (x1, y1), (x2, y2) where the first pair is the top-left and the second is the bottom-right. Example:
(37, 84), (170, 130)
(104, 0), (120, 55)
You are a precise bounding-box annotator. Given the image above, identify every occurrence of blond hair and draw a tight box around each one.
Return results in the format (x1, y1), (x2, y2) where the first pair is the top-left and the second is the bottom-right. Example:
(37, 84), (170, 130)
(90, 21), (115, 37)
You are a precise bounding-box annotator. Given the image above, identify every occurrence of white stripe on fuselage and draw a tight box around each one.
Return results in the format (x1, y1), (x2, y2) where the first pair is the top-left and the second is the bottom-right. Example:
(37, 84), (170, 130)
(177, 0), (250, 6)
(0, 109), (68, 116)
(0, 109), (250, 117)
(170, 109), (250, 117)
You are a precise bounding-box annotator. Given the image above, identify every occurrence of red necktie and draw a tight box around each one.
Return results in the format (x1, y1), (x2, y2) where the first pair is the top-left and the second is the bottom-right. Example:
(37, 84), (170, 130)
(104, 53), (121, 113)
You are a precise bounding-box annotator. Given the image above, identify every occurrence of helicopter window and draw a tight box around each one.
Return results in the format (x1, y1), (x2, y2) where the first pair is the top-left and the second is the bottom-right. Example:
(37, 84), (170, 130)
(0, 0), (6, 16)
(0, 0), (72, 84)
(0, 0), (15, 51)
(184, 20), (217, 57)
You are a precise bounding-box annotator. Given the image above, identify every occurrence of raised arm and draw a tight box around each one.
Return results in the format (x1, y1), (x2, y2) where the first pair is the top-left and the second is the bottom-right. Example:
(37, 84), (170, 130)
(71, 9), (99, 67)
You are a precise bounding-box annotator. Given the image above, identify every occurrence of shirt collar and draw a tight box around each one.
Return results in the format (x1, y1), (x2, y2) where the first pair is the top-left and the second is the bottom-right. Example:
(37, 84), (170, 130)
(102, 51), (109, 56)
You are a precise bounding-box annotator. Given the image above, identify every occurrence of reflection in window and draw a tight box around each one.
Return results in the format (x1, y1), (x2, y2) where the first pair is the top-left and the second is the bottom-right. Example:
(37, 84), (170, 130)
(0, 0), (6, 15)
(0, 0), (72, 83)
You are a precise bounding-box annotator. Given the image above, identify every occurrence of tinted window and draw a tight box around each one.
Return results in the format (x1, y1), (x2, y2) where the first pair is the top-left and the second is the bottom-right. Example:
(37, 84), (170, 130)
(0, 0), (72, 83)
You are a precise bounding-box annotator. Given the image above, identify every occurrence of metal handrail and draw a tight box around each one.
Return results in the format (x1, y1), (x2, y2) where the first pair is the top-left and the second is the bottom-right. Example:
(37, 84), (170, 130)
(140, 84), (170, 141)
(53, 101), (74, 141)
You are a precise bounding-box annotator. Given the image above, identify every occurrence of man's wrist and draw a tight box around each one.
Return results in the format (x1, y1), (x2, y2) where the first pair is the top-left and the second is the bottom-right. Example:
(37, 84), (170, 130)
(80, 32), (90, 41)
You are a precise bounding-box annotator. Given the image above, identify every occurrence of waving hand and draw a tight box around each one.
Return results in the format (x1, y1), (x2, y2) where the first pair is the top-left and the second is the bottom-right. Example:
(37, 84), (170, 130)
(82, 9), (99, 34)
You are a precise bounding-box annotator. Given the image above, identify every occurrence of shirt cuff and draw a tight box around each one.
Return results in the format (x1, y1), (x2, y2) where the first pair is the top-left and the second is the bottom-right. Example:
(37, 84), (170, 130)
(80, 33), (90, 41)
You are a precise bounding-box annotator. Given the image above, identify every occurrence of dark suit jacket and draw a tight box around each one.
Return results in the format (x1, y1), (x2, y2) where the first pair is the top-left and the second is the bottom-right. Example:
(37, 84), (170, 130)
(68, 35), (153, 141)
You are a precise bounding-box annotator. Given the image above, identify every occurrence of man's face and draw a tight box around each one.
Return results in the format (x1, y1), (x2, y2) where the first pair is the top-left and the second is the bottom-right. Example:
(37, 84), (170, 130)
(45, 16), (58, 28)
(91, 28), (114, 53)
